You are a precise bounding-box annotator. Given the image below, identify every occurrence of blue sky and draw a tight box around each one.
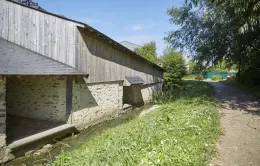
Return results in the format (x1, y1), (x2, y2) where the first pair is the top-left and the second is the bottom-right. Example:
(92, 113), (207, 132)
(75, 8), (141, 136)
(37, 0), (184, 55)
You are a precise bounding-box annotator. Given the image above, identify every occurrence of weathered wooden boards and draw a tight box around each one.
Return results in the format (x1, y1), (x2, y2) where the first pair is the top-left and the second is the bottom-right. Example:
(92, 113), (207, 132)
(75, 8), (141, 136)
(0, 0), (163, 84)
(0, 0), (81, 68)
(77, 28), (163, 84)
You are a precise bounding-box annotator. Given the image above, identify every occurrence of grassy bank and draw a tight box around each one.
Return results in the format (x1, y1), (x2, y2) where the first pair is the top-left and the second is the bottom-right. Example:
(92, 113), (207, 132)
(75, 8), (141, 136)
(50, 81), (220, 166)
(222, 80), (260, 98)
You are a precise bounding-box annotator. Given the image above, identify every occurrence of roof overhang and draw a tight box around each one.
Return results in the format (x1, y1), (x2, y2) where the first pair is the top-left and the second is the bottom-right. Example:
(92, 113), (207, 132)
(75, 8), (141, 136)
(124, 76), (144, 86)
(6, 0), (165, 72)
(0, 37), (88, 77)
(79, 26), (166, 72)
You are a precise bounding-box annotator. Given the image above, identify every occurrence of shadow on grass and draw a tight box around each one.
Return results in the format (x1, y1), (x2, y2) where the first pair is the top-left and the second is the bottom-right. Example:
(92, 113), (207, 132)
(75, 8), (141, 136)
(208, 81), (260, 116)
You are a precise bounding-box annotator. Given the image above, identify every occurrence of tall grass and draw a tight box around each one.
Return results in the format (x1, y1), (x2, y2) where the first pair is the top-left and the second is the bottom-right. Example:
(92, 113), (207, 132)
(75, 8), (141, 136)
(50, 81), (220, 166)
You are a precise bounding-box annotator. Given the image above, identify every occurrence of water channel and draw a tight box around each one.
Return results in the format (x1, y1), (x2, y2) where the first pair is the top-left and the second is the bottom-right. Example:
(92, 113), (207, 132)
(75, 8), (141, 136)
(5, 105), (153, 166)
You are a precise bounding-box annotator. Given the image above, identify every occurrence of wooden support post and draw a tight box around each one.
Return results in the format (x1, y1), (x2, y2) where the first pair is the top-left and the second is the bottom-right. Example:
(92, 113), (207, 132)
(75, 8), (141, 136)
(66, 76), (73, 117)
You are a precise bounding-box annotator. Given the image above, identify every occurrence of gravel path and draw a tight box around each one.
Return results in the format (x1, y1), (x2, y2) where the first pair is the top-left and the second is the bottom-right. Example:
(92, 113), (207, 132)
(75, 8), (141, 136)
(208, 82), (260, 166)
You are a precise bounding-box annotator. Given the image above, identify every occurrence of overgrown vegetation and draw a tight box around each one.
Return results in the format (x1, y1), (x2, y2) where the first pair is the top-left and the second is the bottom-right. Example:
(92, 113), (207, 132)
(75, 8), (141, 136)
(135, 41), (159, 64)
(211, 75), (222, 81)
(160, 48), (187, 90)
(166, 0), (260, 88)
(50, 81), (220, 166)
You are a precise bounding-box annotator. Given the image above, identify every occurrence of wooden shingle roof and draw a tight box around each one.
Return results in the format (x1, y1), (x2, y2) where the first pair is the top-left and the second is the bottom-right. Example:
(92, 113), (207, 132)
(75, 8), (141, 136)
(0, 37), (88, 76)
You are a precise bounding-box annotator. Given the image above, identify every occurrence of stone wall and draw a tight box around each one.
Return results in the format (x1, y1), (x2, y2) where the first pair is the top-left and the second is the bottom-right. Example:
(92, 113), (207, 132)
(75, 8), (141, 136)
(71, 81), (123, 130)
(141, 83), (163, 104)
(0, 77), (6, 161)
(0, 78), (6, 148)
(6, 76), (67, 122)
(123, 83), (162, 105)
(0, 77), (12, 163)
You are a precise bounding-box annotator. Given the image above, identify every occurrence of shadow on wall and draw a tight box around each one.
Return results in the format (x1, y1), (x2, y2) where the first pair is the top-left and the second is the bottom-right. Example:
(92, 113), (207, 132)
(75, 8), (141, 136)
(123, 86), (144, 106)
(5, 76), (71, 144)
(72, 82), (98, 112)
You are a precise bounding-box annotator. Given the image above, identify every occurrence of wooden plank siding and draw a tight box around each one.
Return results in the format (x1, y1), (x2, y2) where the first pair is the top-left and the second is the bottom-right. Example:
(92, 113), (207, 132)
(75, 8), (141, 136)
(0, 0), (80, 68)
(0, 0), (163, 84)
(77, 27), (163, 84)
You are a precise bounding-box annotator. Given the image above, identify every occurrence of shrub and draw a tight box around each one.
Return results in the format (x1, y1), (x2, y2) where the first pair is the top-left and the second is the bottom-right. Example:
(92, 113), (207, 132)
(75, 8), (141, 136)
(211, 75), (222, 81)
(183, 75), (194, 80)
(239, 66), (260, 86)
(195, 74), (204, 80)
(161, 48), (187, 90)
(153, 85), (183, 104)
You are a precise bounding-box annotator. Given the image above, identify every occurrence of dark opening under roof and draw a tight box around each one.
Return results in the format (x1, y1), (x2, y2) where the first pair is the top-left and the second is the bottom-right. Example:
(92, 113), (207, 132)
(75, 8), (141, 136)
(0, 37), (88, 76)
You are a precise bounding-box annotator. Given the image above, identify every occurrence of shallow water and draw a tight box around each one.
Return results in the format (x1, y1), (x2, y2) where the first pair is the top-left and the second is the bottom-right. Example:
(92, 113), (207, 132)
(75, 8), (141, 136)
(4, 105), (152, 166)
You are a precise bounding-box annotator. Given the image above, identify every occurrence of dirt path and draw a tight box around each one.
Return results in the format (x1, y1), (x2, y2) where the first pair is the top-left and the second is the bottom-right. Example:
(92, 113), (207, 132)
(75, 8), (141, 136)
(208, 82), (260, 166)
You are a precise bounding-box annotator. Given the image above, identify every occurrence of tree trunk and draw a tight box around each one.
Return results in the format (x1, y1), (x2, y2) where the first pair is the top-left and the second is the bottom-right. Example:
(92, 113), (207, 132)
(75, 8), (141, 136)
(237, 60), (242, 84)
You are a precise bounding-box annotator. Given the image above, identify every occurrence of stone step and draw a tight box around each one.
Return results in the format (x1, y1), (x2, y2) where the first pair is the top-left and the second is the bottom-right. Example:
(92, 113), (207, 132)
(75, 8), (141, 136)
(8, 124), (77, 155)
(123, 104), (133, 110)
(121, 104), (133, 114)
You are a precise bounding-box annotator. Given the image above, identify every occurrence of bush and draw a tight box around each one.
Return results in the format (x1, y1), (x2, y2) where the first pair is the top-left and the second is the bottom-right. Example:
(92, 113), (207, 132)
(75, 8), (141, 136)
(239, 66), (260, 86)
(161, 48), (187, 90)
(211, 75), (222, 81)
(183, 75), (194, 80)
(195, 74), (204, 80)
(153, 85), (183, 104)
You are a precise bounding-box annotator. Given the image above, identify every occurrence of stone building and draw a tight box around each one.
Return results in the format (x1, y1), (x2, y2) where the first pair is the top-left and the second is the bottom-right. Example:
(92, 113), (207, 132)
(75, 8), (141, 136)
(0, 0), (164, 162)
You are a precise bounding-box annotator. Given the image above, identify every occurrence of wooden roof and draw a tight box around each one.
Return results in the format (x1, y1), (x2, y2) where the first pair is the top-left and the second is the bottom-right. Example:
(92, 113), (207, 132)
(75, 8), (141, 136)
(0, 37), (88, 76)
(6, 0), (165, 72)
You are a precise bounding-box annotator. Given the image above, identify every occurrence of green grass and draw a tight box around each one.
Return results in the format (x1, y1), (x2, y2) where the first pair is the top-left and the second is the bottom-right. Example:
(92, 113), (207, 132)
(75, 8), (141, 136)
(211, 75), (223, 81)
(50, 81), (221, 166)
(222, 80), (260, 98)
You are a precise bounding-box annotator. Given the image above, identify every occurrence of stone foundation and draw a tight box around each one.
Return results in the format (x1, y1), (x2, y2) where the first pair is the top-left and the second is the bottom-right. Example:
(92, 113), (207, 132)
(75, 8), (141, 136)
(141, 83), (162, 104)
(6, 76), (67, 122)
(71, 81), (123, 130)
(0, 78), (6, 145)
(0, 76), (162, 163)
(123, 83), (162, 105)
(0, 77), (13, 163)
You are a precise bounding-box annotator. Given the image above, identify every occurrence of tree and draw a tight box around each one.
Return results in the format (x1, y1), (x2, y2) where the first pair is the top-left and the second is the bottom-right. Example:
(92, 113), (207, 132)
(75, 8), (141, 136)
(208, 61), (237, 72)
(188, 60), (206, 75)
(165, 0), (260, 84)
(160, 48), (187, 90)
(135, 41), (158, 64)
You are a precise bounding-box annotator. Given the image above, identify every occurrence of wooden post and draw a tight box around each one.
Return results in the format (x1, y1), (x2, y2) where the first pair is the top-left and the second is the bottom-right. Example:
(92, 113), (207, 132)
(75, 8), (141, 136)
(66, 76), (73, 116)
(237, 59), (242, 84)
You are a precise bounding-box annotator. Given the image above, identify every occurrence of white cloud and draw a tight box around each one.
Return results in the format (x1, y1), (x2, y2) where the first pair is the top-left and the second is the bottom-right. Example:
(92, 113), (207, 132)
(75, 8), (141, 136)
(131, 24), (143, 31)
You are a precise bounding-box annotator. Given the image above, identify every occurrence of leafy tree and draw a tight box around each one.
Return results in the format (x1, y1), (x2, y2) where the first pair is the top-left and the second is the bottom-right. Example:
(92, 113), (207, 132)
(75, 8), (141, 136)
(135, 41), (159, 64)
(208, 61), (237, 72)
(165, 0), (260, 84)
(160, 48), (187, 90)
(188, 60), (206, 75)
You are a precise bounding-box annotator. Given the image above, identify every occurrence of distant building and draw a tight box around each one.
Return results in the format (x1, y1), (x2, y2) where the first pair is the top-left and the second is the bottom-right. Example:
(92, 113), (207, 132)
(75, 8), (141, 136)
(120, 41), (141, 52)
